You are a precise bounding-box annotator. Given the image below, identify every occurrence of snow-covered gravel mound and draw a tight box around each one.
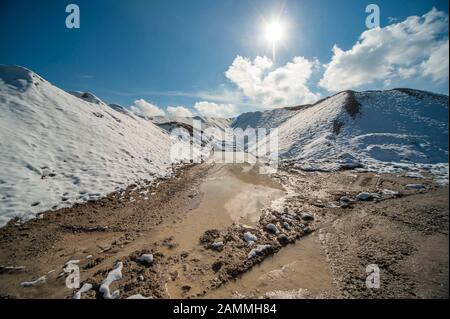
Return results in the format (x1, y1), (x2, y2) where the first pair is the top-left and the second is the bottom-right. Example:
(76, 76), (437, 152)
(232, 107), (300, 130)
(0, 65), (181, 226)
(241, 89), (448, 183)
(277, 90), (449, 181)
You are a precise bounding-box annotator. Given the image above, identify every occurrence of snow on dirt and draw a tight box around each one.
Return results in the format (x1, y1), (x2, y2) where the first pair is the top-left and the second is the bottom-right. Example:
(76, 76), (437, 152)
(73, 283), (93, 299)
(20, 275), (46, 288)
(99, 261), (123, 299)
(231, 107), (300, 130)
(0, 65), (197, 226)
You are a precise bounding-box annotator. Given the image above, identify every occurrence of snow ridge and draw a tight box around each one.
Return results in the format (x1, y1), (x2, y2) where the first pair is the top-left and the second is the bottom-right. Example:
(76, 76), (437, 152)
(238, 89), (448, 182)
(0, 65), (178, 226)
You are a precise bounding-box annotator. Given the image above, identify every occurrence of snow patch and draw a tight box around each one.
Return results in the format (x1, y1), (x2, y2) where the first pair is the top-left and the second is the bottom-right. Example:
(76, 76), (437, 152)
(73, 283), (93, 299)
(20, 275), (46, 287)
(99, 262), (123, 299)
(126, 294), (151, 299)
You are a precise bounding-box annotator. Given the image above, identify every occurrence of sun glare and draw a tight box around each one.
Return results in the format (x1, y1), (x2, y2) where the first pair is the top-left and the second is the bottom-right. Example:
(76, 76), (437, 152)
(265, 21), (284, 44)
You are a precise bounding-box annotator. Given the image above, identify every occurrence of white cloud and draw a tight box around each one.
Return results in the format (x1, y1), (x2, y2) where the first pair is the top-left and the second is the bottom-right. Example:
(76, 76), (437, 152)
(167, 106), (193, 118)
(225, 55), (320, 108)
(319, 8), (449, 92)
(130, 99), (165, 117)
(194, 101), (238, 118)
(421, 39), (449, 82)
(132, 86), (246, 106)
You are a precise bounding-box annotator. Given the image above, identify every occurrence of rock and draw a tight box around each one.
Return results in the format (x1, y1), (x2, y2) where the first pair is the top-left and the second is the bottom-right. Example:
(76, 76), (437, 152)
(248, 245), (272, 259)
(281, 215), (294, 223)
(356, 192), (371, 200)
(243, 232), (257, 243)
(312, 202), (325, 208)
(169, 271), (178, 281)
(340, 196), (352, 203)
(180, 251), (189, 258)
(265, 223), (279, 234)
(303, 226), (312, 234)
(210, 241), (224, 251)
(137, 254), (154, 265)
(138, 275), (145, 281)
(181, 285), (192, 292)
(199, 229), (221, 244)
(300, 212), (314, 221)
(356, 192), (381, 201)
(212, 261), (223, 272)
(340, 202), (351, 208)
(282, 222), (291, 230)
(406, 184), (426, 190)
(277, 234), (289, 246)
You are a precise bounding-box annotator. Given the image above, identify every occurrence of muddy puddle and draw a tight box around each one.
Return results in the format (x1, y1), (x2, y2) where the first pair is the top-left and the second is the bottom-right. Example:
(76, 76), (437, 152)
(151, 162), (286, 298)
(152, 159), (335, 299)
(205, 232), (335, 298)
(154, 163), (285, 253)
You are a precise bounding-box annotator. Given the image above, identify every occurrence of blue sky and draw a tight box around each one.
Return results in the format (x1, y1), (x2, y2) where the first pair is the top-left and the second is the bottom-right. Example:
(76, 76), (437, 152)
(1, 0), (448, 117)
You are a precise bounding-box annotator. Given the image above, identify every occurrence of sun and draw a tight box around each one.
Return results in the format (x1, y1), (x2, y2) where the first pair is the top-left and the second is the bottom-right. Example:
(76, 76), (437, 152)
(265, 20), (284, 44)
(264, 20), (285, 61)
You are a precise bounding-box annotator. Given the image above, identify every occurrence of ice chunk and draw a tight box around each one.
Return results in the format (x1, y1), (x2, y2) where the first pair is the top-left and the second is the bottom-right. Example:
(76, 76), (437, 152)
(243, 232), (257, 243)
(137, 254), (154, 265)
(382, 189), (400, 196)
(265, 223), (279, 234)
(99, 262), (123, 299)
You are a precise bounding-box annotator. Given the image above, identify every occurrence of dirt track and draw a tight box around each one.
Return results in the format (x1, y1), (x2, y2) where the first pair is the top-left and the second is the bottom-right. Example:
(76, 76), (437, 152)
(0, 162), (448, 299)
